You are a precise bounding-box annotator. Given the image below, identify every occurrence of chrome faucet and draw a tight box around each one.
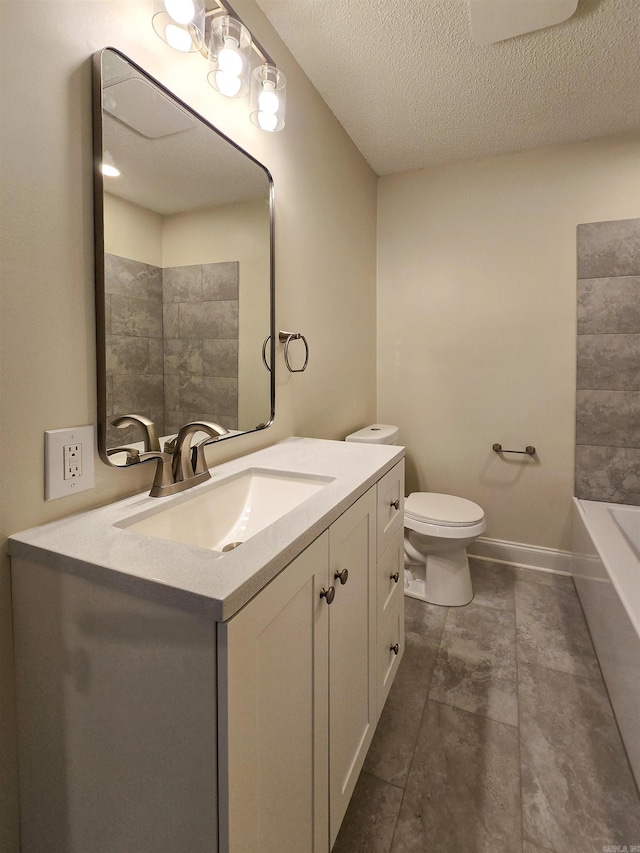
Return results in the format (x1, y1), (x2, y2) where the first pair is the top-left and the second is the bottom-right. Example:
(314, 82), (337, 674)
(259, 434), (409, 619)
(110, 415), (228, 496)
(171, 421), (229, 486)
(111, 414), (160, 452)
(152, 421), (228, 497)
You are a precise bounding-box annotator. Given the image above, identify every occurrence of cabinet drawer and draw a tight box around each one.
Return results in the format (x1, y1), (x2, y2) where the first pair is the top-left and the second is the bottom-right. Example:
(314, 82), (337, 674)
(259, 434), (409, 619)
(376, 600), (404, 715)
(376, 528), (404, 637)
(376, 461), (405, 558)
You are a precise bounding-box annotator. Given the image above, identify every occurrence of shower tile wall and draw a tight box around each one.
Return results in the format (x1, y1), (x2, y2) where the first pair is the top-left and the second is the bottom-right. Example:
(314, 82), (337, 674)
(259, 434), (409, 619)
(105, 255), (239, 448)
(575, 218), (640, 504)
(105, 254), (164, 448)
(162, 261), (238, 433)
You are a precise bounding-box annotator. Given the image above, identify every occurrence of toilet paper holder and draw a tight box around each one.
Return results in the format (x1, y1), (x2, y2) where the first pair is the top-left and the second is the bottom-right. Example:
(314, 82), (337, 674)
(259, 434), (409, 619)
(493, 443), (536, 456)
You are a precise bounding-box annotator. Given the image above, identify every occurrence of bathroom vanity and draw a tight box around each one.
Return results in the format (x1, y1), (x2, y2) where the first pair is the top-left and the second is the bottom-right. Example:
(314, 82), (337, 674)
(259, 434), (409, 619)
(10, 438), (405, 853)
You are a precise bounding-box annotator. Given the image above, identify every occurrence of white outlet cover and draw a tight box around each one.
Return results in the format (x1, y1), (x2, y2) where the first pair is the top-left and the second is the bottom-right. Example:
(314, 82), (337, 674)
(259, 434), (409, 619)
(45, 425), (95, 501)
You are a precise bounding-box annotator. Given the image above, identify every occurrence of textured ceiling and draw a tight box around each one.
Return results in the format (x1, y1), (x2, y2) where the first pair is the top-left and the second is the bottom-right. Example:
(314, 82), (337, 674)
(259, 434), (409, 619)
(256, 0), (640, 175)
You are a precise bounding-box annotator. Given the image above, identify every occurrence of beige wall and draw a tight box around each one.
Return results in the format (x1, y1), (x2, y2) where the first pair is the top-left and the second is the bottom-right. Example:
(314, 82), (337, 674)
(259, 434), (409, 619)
(378, 136), (640, 553)
(0, 1), (377, 848)
(104, 193), (163, 265)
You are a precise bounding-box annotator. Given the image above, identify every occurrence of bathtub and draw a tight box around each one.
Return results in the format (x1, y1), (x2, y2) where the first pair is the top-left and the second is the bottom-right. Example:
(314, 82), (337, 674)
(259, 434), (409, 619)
(572, 497), (640, 788)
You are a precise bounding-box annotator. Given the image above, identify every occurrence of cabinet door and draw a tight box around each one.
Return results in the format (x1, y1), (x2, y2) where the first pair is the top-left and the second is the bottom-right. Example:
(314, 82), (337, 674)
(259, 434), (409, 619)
(376, 460), (405, 557)
(376, 598), (405, 712)
(328, 488), (376, 847)
(218, 533), (330, 853)
(376, 528), (404, 637)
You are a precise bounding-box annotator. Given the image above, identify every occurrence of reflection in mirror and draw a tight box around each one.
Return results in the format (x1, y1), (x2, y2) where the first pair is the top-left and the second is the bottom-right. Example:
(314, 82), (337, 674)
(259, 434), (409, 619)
(93, 48), (274, 467)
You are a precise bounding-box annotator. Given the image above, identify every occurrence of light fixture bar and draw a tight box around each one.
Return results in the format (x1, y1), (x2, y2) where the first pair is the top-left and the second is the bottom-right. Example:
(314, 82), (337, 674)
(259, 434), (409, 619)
(152, 0), (285, 131)
(202, 0), (275, 66)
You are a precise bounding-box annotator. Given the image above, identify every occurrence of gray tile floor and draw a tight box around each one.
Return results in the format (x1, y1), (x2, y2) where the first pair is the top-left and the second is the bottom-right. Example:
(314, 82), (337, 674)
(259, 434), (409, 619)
(334, 559), (640, 853)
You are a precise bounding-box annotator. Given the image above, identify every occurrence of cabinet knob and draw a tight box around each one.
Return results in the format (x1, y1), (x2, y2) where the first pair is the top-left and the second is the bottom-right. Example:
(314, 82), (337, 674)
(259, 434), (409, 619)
(390, 571), (400, 584)
(390, 499), (400, 510)
(320, 586), (335, 605)
(334, 568), (349, 585)
(390, 643), (399, 656)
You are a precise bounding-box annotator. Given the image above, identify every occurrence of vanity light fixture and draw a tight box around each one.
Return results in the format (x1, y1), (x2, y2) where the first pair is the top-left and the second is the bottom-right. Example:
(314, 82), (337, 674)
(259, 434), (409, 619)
(151, 0), (286, 131)
(208, 15), (251, 98)
(152, 0), (206, 53)
(250, 64), (286, 132)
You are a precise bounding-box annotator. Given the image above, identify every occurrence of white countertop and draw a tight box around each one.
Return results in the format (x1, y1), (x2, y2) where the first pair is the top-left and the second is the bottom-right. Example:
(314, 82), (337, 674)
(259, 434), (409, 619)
(9, 437), (404, 620)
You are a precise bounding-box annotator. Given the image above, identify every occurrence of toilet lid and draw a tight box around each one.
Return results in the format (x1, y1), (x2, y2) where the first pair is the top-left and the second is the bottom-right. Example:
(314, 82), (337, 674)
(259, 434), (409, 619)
(405, 492), (484, 527)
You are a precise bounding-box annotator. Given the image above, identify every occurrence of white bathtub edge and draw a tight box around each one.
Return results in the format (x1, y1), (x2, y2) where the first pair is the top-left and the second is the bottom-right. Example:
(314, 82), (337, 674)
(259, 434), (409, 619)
(575, 498), (640, 638)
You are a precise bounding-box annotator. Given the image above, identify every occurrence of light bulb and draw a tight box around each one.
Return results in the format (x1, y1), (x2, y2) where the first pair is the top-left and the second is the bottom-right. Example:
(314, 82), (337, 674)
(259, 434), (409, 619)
(257, 111), (278, 132)
(101, 163), (121, 177)
(258, 82), (279, 114)
(164, 0), (195, 25)
(218, 39), (243, 76)
(165, 23), (193, 52)
(215, 70), (242, 98)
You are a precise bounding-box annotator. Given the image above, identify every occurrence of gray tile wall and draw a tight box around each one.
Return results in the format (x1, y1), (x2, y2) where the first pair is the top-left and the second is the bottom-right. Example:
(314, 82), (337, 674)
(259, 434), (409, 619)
(162, 261), (238, 434)
(575, 219), (640, 504)
(105, 255), (239, 449)
(105, 254), (164, 448)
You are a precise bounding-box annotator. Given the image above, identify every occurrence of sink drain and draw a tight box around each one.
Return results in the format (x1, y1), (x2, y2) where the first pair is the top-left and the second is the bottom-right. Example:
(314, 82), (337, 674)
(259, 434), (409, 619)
(222, 541), (244, 552)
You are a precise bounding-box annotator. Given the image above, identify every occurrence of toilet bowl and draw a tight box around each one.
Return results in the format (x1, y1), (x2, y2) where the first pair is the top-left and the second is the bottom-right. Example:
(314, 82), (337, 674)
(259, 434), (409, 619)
(404, 492), (485, 606)
(345, 424), (486, 607)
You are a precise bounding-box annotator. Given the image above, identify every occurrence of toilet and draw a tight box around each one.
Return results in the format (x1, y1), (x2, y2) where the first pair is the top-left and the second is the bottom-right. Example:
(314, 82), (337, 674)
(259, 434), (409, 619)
(345, 424), (486, 607)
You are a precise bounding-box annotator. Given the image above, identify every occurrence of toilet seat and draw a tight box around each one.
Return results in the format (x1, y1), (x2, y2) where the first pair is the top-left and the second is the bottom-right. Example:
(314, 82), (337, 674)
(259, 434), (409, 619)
(404, 492), (486, 539)
(405, 493), (484, 526)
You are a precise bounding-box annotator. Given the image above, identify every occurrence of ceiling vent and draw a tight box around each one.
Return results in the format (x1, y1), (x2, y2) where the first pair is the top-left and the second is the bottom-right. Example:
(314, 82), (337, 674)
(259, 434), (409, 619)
(103, 77), (195, 139)
(469, 0), (579, 45)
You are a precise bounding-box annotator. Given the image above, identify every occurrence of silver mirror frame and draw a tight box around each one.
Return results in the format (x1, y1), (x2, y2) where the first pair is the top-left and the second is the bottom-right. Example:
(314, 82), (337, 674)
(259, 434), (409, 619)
(92, 47), (275, 468)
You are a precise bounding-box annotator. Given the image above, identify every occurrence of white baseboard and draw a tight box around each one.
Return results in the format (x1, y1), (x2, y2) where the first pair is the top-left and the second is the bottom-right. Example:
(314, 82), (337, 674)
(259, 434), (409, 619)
(469, 537), (574, 576)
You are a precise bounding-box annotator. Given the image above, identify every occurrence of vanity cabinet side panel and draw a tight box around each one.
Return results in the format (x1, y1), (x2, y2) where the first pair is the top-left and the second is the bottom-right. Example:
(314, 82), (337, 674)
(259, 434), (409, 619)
(12, 558), (218, 853)
(328, 487), (377, 847)
(218, 532), (330, 853)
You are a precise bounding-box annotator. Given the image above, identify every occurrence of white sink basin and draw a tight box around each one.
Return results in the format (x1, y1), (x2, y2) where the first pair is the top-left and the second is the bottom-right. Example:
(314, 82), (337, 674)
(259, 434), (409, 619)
(121, 468), (333, 553)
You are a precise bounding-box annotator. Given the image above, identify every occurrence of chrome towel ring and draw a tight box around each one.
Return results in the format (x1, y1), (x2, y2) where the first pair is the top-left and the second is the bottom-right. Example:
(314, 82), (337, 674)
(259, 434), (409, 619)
(262, 330), (310, 373)
(280, 330), (309, 373)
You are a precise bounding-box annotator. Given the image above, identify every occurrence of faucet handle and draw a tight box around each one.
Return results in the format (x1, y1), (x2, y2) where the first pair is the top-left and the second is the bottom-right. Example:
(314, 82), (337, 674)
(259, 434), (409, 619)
(138, 451), (175, 496)
(111, 414), (160, 453)
(163, 436), (178, 454)
(106, 446), (140, 465)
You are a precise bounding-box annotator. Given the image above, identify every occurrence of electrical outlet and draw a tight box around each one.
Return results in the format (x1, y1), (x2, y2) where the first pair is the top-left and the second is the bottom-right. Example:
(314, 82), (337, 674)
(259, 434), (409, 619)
(45, 425), (95, 500)
(64, 444), (83, 480)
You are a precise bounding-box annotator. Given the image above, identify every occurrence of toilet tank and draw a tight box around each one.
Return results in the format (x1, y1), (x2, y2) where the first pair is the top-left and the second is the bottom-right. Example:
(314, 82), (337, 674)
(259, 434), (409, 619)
(345, 424), (399, 445)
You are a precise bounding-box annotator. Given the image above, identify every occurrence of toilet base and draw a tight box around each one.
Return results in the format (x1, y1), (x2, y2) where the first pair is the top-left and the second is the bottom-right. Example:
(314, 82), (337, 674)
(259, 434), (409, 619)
(404, 547), (474, 607)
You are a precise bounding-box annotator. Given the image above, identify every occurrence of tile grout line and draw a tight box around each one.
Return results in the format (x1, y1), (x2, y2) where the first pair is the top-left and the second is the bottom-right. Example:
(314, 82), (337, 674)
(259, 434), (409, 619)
(514, 569), (526, 853)
(522, 657), (603, 683)
(385, 704), (427, 850)
(424, 695), (519, 729)
(387, 602), (450, 853)
(515, 576), (563, 853)
(515, 577), (605, 684)
(464, 598), (516, 614)
(358, 769), (405, 792)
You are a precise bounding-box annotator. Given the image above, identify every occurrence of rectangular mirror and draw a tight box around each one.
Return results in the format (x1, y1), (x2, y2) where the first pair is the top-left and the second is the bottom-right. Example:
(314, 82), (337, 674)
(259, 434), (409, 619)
(93, 48), (274, 467)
